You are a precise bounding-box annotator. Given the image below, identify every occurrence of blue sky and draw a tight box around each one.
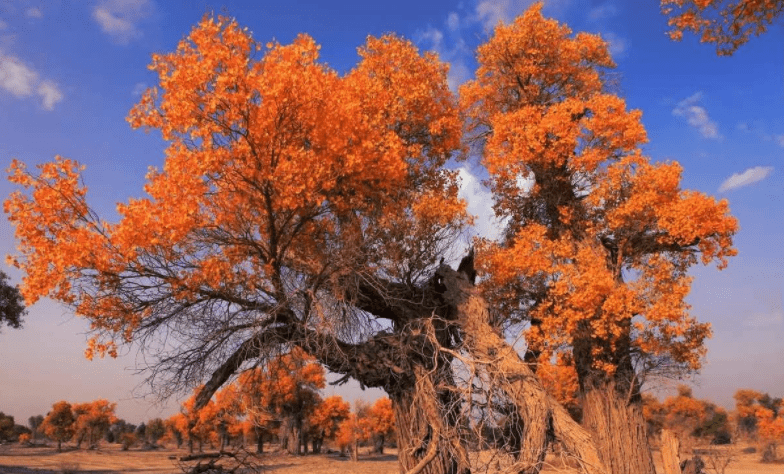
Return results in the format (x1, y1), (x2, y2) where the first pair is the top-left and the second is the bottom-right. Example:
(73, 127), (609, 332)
(0, 0), (781, 424)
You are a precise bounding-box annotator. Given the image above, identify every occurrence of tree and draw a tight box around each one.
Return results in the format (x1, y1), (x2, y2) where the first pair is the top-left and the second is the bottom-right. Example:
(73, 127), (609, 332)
(28, 415), (44, 443)
(0, 270), (25, 332)
(307, 395), (350, 454)
(146, 418), (166, 447)
(5, 10), (637, 474)
(662, 0), (784, 55)
(40, 401), (75, 452)
(72, 399), (117, 448)
(757, 405), (784, 461)
(365, 397), (395, 454)
(463, 4), (737, 474)
(0, 412), (15, 442)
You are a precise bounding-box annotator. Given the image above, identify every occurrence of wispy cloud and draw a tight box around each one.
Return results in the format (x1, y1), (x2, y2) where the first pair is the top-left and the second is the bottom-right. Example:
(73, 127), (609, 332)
(457, 166), (504, 241)
(673, 92), (721, 139)
(0, 51), (64, 110)
(718, 166), (773, 192)
(588, 3), (617, 22)
(0, 19), (7, 30)
(602, 31), (628, 57)
(415, 25), (471, 91)
(92, 0), (153, 45)
(25, 7), (43, 19)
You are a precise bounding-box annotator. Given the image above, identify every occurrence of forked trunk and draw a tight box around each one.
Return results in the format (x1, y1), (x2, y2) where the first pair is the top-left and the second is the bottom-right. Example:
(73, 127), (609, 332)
(391, 366), (470, 474)
(580, 377), (655, 474)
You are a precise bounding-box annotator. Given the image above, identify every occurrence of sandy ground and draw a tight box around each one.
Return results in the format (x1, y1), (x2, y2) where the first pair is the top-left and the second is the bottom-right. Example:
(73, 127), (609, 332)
(0, 442), (782, 474)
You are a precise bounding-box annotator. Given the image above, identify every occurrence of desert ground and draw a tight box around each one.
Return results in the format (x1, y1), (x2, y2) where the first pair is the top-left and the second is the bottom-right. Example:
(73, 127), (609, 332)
(0, 443), (782, 474)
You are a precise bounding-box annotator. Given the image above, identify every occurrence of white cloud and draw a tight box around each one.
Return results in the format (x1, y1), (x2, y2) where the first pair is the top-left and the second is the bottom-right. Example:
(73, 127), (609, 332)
(25, 7), (43, 18)
(92, 0), (153, 45)
(718, 166), (773, 192)
(457, 166), (505, 241)
(447, 12), (460, 31)
(0, 51), (63, 110)
(415, 26), (471, 90)
(132, 81), (147, 96)
(0, 19), (8, 30)
(588, 3), (617, 22)
(775, 135), (784, 148)
(602, 31), (628, 57)
(673, 92), (721, 139)
(37, 80), (63, 110)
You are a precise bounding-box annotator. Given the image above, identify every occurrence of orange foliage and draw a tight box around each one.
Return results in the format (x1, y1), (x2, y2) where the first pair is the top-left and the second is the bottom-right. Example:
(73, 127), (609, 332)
(40, 401), (75, 450)
(467, 4), (737, 381)
(308, 395), (350, 441)
(536, 355), (580, 418)
(72, 399), (117, 447)
(662, 0), (784, 54)
(4, 13), (466, 369)
(365, 397), (395, 440)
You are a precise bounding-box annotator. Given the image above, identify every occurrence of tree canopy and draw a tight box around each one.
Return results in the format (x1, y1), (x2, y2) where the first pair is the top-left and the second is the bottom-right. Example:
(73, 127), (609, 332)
(5, 6), (738, 474)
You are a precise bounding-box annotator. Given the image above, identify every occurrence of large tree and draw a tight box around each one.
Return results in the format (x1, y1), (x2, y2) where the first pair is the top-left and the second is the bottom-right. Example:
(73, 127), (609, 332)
(7, 7), (734, 474)
(462, 5), (737, 474)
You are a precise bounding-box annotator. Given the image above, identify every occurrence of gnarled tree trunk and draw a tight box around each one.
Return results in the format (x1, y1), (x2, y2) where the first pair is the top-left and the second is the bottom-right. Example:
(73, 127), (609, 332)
(391, 365), (471, 474)
(436, 264), (606, 474)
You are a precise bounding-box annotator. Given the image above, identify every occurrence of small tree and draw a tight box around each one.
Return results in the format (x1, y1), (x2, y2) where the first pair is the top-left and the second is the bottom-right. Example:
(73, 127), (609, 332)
(146, 418), (166, 447)
(308, 395), (350, 453)
(28, 415), (44, 443)
(0, 412), (15, 442)
(40, 401), (75, 452)
(365, 398), (395, 454)
(72, 399), (117, 448)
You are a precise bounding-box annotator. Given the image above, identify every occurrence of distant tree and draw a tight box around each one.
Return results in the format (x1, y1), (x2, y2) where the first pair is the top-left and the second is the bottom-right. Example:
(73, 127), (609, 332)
(307, 395), (350, 454)
(757, 406), (784, 461)
(40, 401), (75, 452)
(0, 270), (25, 332)
(662, 0), (784, 55)
(135, 422), (146, 443)
(72, 399), (117, 448)
(28, 415), (44, 442)
(365, 397), (395, 454)
(0, 412), (16, 441)
(18, 433), (31, 445)
(735, 389), (765, 438)
(146, 418), (166, 447)
(336, 413), (367, 462)
(163, 414), (185, 449)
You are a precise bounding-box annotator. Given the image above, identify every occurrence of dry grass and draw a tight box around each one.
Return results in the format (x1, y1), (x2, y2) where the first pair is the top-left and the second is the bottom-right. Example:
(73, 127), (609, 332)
(0, 442), (782, 474)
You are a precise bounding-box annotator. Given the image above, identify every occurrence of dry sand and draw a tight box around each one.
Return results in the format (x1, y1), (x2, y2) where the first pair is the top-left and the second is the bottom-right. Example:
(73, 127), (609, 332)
(0, 442), (782, 474)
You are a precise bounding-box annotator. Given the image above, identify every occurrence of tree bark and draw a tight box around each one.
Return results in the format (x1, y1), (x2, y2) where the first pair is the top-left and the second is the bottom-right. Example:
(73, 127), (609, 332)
(435, 264), (606, 474)
(580, 378), (655, 474)
(660, 429), (681, 474)
(391, 365), (471, 474)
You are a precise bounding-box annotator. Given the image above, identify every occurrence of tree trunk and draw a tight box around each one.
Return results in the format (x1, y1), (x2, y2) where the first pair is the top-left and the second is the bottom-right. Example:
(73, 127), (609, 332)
(254, 426), (264, 454)
(580, 378), (655, 474)
(391, 365), (471, 474)
(436, 265), (605, 474)
(660, 429), (681, 474)
(285, 416), (301, 455)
